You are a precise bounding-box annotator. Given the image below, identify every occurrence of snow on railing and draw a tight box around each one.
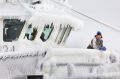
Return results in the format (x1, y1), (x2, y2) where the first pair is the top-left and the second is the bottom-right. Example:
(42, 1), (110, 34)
(0, 50), (46, 79)
(40, 48), (111, 77)
(46, 72), (120, 79)
(0, 50), (46, 60)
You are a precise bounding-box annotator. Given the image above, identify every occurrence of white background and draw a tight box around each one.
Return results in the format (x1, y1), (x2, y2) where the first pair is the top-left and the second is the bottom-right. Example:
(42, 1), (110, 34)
(65, 0), (120, 52)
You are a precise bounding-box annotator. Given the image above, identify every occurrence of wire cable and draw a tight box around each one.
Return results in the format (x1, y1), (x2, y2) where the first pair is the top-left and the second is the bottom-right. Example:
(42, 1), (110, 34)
(51, 0), (120, 32)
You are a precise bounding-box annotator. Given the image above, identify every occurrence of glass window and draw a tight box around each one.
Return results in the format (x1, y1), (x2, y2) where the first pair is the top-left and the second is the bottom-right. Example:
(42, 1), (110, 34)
(62, 24), (72, 43)
(24, 24), (38, 41)
(55, 24), (72, 44)
(3, 19), (26, 42)
(40, 23), (54, 42)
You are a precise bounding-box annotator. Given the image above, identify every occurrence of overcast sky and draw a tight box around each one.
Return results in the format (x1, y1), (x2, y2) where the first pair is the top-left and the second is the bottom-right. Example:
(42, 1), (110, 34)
(68, 0), (120, 28)
(65, 0), (120, 50)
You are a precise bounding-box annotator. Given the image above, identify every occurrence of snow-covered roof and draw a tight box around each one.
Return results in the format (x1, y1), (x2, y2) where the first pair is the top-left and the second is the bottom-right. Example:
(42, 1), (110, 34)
(28, 12), (84, 30)
(0, 3), (30, 17)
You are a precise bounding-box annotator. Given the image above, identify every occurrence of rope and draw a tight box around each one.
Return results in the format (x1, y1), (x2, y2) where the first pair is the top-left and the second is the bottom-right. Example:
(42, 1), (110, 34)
(51, 0), (120, 32)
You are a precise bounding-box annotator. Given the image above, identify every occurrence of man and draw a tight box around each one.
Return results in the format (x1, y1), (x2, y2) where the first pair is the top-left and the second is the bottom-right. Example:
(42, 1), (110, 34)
(87, 31), (106, 51)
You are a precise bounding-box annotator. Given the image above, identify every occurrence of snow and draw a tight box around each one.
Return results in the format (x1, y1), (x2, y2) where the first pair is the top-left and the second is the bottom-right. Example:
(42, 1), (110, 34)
(28, 12), (84, 31)
(0, 3), (30, 17)
(38, 48), (120, 79)
(0, 47), (120, 79)
(0, 48), (46, 79)
(40, 48), (119, 78)
(0, 0), (120, 79)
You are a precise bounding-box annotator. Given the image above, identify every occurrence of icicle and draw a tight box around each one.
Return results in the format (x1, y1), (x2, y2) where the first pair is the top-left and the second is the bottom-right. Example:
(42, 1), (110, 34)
(19, 16), (26, 22)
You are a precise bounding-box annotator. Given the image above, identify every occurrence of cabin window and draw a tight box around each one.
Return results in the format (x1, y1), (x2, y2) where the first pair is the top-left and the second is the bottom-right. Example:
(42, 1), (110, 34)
(3, 19), (25, 42)
(40, 23), (54, 42)
(55, 24), (72, 44)
(24, 24), (38, 41)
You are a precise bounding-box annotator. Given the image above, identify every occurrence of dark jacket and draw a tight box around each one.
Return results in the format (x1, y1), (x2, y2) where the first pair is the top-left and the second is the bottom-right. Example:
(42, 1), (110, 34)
(87, 38), (103, 49)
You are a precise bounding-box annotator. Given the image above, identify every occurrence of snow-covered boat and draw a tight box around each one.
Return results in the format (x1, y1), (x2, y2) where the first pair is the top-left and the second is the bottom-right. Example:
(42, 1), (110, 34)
(0, 0), (120, 79)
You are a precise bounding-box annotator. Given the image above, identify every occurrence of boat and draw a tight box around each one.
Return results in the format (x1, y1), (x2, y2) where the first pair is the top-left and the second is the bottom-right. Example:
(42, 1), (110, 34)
(0, 0), (120, 79)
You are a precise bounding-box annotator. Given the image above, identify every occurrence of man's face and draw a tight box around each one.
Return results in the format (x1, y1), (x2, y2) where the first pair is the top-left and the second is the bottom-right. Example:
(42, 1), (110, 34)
(96, 35), (102, 39)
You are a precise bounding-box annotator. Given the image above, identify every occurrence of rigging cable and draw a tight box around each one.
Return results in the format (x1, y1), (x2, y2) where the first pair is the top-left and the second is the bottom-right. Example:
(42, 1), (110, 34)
(51, 0), (120, 32)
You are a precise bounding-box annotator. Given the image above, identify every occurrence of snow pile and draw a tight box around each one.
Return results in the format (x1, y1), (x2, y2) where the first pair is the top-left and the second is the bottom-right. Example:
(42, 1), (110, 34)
(40, 48), (120, 79)
(28, 12), (84, 31)
(14, 40), (45, 52)
(0, 3), (30, 17)
(41, 48), (111, 77)
(46, 48), (110, 64)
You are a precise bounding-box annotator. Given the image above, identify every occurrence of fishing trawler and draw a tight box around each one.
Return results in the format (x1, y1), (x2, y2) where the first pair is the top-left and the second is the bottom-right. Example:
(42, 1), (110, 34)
(0, 0), (120, 79)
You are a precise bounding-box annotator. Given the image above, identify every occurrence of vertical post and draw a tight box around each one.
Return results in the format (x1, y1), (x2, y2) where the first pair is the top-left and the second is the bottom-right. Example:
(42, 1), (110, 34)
(6, 0), (7, 3)
(0, 18), (3, 42)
